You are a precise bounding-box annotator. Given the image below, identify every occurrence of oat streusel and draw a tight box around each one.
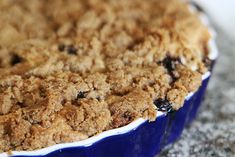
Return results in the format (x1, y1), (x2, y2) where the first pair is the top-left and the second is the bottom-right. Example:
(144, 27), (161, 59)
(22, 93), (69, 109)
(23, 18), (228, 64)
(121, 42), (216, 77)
(0, 0), (211, 151)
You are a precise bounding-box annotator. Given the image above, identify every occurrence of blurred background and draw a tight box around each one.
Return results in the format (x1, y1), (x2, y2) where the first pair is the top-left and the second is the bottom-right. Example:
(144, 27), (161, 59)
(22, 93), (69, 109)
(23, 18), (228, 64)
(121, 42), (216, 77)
(193, 0), (235, 41)
(159, 1), (235, 156)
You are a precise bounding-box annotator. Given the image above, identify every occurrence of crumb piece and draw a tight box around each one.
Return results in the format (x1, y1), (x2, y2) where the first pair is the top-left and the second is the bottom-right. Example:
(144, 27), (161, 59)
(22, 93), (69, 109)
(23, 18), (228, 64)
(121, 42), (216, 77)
(110, 88), (156, 128)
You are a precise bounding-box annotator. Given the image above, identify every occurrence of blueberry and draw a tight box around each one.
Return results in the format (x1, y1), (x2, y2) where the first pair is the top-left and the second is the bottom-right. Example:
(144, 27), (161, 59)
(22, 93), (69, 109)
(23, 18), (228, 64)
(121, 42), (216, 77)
(77, 91), (86, 99)
(11, 54), (22, 65)
(58, 44), (65, 52)
(158, 56), (181, 81)
(96, 96), (101, 101)
(67, 45), (77, 55)
(203, 57), (212, 69)
(162, 56), (180, 72)
(58, 44), (77, 55)
(154, 98), (173, 112)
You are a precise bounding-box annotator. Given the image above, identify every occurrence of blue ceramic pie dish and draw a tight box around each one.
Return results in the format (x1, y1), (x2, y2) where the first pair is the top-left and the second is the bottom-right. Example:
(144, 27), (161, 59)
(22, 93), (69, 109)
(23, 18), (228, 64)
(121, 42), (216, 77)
(0, 6), (218, 157)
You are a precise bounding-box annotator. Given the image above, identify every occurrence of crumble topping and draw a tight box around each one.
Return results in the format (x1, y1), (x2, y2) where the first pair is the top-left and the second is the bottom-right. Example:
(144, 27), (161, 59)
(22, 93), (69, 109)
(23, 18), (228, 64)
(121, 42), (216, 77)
(0, 0), (210, 151)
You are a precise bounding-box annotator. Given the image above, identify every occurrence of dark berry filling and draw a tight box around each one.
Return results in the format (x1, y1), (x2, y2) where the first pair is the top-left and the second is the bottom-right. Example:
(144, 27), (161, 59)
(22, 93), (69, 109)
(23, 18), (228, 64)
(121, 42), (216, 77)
(154, 98), (173, 113)
(58, 44), (77, 55)
(162, 56), (181, 72)
(67, 45), (77, 55)
(203, 57), (212, 70)
(11, 54), (22, 65)
(158, 56), (181, 81)
(58, 44), (65, 52)
(96, 96), (101, 101)
(77, 91), (86, 99)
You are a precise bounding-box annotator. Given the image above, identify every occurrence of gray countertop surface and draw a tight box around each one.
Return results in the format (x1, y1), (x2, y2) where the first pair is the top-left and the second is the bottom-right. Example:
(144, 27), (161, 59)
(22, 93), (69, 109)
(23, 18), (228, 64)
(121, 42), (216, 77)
(158, 27), (235, 157)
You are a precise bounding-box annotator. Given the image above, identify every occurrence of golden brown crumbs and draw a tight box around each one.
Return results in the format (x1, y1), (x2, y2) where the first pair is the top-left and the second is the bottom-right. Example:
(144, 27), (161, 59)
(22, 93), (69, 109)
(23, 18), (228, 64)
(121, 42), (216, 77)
(0, 0), (211, 151)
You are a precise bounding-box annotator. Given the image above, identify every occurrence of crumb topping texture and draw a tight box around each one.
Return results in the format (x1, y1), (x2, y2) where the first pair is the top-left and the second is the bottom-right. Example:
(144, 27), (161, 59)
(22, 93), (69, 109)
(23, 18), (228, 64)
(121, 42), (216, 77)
(0, 0), (210, 151)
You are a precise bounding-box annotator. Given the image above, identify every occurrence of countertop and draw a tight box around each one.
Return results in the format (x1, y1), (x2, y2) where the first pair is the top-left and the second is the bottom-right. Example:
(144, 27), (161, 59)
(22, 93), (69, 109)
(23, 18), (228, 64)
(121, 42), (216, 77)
(158, 26), (235, 156)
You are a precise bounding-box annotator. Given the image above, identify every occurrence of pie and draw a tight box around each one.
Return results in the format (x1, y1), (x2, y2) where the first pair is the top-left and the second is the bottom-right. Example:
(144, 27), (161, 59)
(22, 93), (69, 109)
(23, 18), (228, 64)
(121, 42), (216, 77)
(0, 0), (211, 152)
